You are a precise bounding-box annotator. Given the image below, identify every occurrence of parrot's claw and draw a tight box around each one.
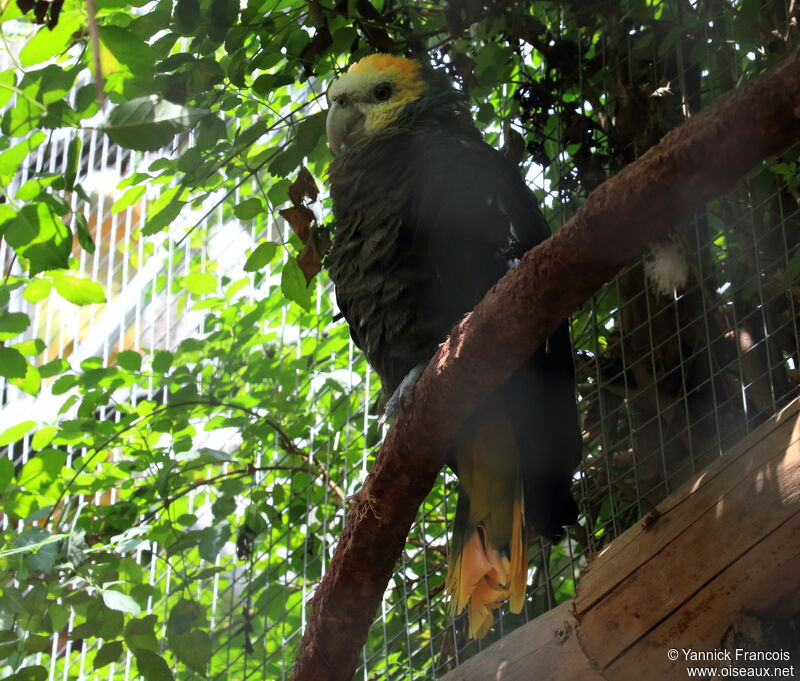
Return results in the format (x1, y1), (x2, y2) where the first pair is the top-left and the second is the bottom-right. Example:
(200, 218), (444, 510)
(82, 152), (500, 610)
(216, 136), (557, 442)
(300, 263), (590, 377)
(380, 363), (426, 425)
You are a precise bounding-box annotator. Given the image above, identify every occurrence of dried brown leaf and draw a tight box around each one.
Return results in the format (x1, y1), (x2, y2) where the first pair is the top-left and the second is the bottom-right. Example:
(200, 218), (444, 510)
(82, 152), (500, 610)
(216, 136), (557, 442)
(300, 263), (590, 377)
(297, 227), (332, 284)
(280, 205), (315, 241)
(288, 167), (319, 207)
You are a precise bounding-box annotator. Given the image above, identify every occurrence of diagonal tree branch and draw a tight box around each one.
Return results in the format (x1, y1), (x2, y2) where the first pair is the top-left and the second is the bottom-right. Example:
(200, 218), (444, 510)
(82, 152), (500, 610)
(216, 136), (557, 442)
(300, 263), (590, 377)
(290, 46), (800, 681)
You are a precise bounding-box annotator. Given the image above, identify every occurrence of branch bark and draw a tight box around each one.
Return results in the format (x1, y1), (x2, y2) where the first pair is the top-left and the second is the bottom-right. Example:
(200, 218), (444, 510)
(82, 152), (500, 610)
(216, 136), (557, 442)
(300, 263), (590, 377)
(290, 46), (800, 681)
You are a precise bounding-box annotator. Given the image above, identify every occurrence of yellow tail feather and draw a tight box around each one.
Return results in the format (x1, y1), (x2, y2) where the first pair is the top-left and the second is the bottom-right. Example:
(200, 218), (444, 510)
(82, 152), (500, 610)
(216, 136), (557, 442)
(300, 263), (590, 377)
(445, 498), (528, 639)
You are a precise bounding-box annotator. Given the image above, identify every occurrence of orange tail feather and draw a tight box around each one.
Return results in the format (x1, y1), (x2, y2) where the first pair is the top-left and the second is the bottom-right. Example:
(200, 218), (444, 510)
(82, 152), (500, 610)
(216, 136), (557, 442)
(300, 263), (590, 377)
(445, 498), (527, 639)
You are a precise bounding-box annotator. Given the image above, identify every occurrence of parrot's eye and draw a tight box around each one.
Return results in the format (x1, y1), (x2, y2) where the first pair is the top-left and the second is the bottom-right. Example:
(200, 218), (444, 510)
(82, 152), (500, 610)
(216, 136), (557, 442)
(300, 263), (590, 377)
(373, 83), (392, 101)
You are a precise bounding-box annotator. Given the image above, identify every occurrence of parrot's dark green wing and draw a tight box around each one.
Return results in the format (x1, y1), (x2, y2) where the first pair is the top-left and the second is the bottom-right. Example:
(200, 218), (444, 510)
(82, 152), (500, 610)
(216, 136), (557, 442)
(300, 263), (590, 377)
(407, 126), (582, 533)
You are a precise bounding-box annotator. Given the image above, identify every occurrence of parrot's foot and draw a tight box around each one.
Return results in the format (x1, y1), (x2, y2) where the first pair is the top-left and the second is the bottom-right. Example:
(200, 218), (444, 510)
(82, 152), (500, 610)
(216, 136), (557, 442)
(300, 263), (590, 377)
(380, 363), (426, 425)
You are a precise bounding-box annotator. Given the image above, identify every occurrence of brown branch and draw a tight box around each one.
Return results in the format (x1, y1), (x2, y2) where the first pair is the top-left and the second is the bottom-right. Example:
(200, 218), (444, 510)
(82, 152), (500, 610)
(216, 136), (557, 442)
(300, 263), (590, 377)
(290, 46), (800, 681)
(84, 0), (106, 110)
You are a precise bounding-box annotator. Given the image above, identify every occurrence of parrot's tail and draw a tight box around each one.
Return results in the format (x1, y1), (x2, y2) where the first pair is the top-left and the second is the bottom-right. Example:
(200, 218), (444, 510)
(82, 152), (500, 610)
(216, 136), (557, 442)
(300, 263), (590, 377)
(445, 495), (527, 639)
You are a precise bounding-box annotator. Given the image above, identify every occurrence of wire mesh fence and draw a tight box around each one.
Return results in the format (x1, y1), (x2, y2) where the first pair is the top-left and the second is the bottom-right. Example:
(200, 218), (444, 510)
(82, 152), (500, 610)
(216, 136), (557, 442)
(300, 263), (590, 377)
(1, 2), (799, 680)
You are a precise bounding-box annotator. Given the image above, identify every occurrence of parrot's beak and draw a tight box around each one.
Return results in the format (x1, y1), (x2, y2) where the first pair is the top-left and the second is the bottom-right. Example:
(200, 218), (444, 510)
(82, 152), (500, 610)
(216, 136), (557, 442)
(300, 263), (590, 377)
(326, 100), (366, 156)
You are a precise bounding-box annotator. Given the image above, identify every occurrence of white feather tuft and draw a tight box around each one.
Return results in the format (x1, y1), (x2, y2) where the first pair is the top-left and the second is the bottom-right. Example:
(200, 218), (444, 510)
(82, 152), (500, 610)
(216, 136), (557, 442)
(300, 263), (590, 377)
(644, 238), (689, 297)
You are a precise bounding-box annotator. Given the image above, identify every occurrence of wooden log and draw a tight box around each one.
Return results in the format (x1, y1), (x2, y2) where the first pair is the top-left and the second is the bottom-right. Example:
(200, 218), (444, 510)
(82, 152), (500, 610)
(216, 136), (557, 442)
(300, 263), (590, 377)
(439, 398), (800, 680)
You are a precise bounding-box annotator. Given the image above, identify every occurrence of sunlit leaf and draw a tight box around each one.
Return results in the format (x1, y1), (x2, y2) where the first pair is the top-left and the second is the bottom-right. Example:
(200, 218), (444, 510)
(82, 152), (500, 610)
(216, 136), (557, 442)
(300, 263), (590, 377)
(23, 277), (52, 303)
(102, 590), (141, 615)
(3, 203), (71, 274)
(243, 241), (278, 272)
(0, 420), (36, 447)
(98, 25), (156, 75)
(10, 362), (41, 396)
(0, 311), (30, 340)
(0, 131), (46, 176)
(281, 258), (311, 309)
(51, 273), (107, 305)
(100, 96), (209, 151)
(180, 272), (216, 295)
(18, 17), (81, 67)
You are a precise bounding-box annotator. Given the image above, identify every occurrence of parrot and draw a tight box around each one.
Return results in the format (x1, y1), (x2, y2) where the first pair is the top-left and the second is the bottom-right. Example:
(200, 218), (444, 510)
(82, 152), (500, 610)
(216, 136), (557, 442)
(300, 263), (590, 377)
(324, 53), (582, 639)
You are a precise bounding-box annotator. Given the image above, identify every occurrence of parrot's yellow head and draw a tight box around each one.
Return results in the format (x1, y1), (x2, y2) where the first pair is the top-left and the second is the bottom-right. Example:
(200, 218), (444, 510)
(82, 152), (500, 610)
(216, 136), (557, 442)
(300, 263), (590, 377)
(326, 54), (429, 155)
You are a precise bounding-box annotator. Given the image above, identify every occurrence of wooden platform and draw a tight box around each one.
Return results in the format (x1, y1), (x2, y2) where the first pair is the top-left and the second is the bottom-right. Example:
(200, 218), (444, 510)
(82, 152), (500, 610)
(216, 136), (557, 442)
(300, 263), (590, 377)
(440, 398), (800, 680)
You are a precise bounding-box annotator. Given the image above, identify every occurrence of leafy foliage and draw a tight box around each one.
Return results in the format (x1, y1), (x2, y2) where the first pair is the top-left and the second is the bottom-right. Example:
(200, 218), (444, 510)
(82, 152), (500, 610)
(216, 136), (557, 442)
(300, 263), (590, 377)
(0, 0), (798, 679)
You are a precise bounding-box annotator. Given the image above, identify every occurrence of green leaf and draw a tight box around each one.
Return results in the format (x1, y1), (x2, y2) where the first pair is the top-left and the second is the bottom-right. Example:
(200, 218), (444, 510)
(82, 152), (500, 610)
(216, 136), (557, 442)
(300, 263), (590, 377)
(152, 350), (173, 373)
(281, 258), (311, 309)
(244, 241), (278, 272)
(166, 599), (206, 636)
(0, 420), (36, 446)
(64, 136), (81, 191)
(142, 199), (184, 236)
(116, 350), (142, 371)
(39, 358), (68, 378)
(15, 174), (61, 202)
(37, 64), (75, 106)
(207, 0), (238, 42)
(0, 311), (30, 340)
(17, 450), (65, 490)
(51, 273), (106, 305)
(198, 520), (230, 561)
(134, 649), (174, 681)
(101, 96), (208, 152)
(112, 185), (146, 213)
(15, 527), (57, 571)
(102, 590), (141, 615)
(234, 120), (267, 148)
(0, 458), (14, 494)
(0, 131), (46, 176)
(234, 197), (263, 220)
(0, 585), (25, 615)
(18, 17), (80, 67)
(269, 147), (302, 178)
(23, 634), (51, 654)
(98, 26), (156, 75)
(0, 629), (17, 660)
(10, 338), (45, 356)
(0, 347), (27, 379)
(74, 213), (95, 254)
(173, 0), (202, 35)
(252, 72), (295, 95)
(169, 630), (211, 674)
(31, 425), (56, 449)
(125, 615), (158, 652)
(10, 362), (41, 396)
(295, 111), (326, 158)
(51, 373), (77, 395)
(4, 203), (71, 275)
(0, 69), (15, 110)
(93, 641), (124, 670)
(3, 81), (44, 138)
(23, 278), (52, 303)
(180, 272), (216, 295)
(5, 665), (48, 681)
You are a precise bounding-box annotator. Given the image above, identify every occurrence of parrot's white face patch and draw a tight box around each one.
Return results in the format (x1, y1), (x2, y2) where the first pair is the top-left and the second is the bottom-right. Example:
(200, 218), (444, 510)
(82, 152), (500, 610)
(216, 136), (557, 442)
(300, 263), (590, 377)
(327, 54), (426, 135)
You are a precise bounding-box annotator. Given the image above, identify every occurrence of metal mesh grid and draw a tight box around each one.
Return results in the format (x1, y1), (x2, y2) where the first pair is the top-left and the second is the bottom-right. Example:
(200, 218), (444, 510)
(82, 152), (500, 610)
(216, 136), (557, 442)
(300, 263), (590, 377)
(1, 3), (799, 680)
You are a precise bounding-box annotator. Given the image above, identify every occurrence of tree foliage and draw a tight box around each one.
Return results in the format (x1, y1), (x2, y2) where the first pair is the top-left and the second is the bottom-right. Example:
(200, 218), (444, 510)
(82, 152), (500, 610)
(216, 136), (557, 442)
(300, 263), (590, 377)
(0, 0), (798, 679)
